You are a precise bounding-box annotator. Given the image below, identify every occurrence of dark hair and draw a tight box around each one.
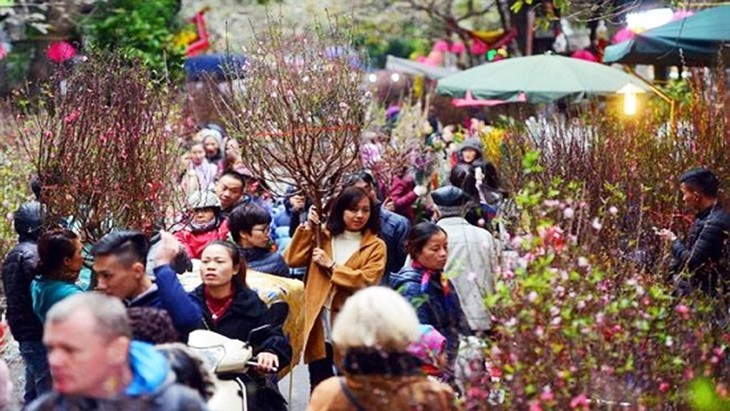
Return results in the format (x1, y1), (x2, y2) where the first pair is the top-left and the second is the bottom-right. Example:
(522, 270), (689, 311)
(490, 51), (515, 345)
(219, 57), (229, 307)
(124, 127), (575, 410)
(406, 222), (447, 261)
(127, 307), (178, 344)
(326, 186), (380, 236)
(228, 203), (271, 243)
(342, 170), (376, 188)
(157, 343), (216, 401)
(219, 170), (247, 187)
(202, 241), (247, 286)
(449, 164), (479, 199)
(90, 230), (149, 269)
(37, 228), (79, 280)
(680, 168), (719, 198)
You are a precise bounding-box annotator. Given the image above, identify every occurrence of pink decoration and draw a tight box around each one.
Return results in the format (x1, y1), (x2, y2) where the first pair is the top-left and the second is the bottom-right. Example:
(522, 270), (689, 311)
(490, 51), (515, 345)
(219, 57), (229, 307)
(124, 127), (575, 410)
(450, 41), (466, 54)
(612, 27), (635, 44)
(433, 40), (450, 53)
(452, 90), (527, 107)
(416, 56), (428, 63)
(47, 41), (76, 63)
(571, 49), (598, 62)
(471, 40), (489, 56)
(0, 44), (6, 61)
(672, 10), (694, 21)
(426, 50), (444, 65)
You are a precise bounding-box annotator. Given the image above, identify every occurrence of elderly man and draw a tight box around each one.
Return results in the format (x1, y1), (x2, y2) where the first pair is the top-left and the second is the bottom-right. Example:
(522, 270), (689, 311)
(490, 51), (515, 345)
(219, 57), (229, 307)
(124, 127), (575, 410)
(26, 293), (207, 410)
(431, 185), (497, 333)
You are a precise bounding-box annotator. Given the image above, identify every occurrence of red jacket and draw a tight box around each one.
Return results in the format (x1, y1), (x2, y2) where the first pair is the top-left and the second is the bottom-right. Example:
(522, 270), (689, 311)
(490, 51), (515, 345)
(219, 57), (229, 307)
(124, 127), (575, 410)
(175, 220), (230, 259)
(390, 174), (417, 221)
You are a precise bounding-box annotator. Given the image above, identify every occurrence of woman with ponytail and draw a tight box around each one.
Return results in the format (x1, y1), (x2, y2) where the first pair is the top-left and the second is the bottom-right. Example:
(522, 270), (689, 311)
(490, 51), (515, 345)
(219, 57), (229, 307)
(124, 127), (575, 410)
(31, 228), (85, 323)
(189, 240), (291, 411)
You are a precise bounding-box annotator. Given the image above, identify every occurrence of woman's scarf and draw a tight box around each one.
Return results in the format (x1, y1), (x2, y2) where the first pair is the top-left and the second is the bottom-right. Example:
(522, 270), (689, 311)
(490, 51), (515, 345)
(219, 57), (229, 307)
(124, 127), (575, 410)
(411, 261), (458, 319)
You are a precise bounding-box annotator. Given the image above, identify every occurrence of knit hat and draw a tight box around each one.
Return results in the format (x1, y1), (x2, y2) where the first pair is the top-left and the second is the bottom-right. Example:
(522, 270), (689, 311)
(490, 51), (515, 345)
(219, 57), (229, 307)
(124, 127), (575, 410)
(407, 324), (446, 375)
(197, 128), (223, 147)
(431, 186), (470, 217)
(14, 201), (42, 240)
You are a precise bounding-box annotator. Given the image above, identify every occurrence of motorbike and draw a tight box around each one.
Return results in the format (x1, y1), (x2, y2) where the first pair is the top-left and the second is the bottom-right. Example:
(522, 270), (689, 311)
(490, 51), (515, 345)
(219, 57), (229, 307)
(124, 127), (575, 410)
(188, 326), (276, 411)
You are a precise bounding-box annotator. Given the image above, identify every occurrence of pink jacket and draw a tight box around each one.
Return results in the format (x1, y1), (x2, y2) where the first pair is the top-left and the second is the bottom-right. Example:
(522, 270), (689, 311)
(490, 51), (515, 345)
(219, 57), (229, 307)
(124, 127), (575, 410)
(174, 220), (230, 259)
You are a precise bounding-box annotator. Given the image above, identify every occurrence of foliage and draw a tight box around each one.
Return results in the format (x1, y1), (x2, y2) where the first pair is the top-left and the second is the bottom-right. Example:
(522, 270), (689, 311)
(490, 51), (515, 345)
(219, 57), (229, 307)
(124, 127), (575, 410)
(15, 52), (182, 242)
(83, 0), (185, 80)
(218, 14), (368, 240)
(454, 69), (729, 409)
(0, 112), (34, 259)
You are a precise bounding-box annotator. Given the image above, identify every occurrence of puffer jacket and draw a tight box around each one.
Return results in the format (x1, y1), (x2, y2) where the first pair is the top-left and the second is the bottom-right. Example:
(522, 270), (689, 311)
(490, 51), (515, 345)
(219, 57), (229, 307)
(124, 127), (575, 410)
(240, 247), (290, 278)
(379, 208), (410, 284)
(1, 241), (43, 341)
(671, 203), (730, 295)
(390, 267), (470, 359)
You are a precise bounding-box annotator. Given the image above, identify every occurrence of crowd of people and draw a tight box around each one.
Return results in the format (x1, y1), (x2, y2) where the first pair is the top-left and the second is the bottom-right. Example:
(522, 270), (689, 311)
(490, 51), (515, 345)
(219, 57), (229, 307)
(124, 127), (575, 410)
(2, 115), (729, 410)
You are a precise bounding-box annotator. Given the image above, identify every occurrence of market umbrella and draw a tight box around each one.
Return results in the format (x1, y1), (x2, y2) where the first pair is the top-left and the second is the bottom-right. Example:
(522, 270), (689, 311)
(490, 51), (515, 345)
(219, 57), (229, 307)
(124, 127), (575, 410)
(385, 55), (460, 80)
(436, 53), (650, 103)
(603, 6), (730, 66)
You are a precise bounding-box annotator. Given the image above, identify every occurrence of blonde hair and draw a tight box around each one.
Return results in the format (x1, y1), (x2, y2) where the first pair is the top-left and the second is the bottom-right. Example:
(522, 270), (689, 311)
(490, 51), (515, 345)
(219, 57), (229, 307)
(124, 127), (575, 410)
(332, 286), (420, 351)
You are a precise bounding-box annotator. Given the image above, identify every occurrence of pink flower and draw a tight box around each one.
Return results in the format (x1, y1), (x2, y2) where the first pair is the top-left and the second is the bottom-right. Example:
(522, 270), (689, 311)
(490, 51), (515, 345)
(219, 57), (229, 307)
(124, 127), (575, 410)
(529, 400), (543, 411)
(64, 110), (81, 124)
(540, 390), (554, 402)
(570, 393), (589, 409)
(675, 304), (690, 320)
(659, 382), (670, 392)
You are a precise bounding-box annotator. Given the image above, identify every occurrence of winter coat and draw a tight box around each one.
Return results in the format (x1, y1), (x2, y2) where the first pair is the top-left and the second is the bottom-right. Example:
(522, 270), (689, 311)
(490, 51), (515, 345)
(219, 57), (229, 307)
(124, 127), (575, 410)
(240, 247), (290, 278)
(390, 173), (418, 221)
(31, 278), (84, 323)
(1, 241), (44, 341)
(127, 265), (203, 338)
(670, 203), (730, 295)
(437, 216), (497, 331)
(389, 267), (470, 358)
(379, 208), (410, 284)
(283, 226), (386, 363)
(175, 219), (230, 260)
(190, 280), (292, 369)
(26, 341), (207, 411)
(308, 350), (459, 411)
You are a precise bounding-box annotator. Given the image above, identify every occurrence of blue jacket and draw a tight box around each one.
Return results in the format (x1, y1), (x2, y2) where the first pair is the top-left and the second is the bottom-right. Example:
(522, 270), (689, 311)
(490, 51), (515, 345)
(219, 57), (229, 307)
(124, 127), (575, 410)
(127, 265), (202, 338)
(26, 341), (207, 410)
(380, 208), (410, 284)
(390, 266), (470, 358)
(240, 247), (290, 278)
(31, 278), (84, 324)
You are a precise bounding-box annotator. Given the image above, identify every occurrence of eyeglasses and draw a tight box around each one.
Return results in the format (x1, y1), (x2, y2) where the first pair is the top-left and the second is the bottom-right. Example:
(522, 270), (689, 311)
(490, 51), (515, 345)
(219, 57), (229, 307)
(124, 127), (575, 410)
(252, 225), (270, 233)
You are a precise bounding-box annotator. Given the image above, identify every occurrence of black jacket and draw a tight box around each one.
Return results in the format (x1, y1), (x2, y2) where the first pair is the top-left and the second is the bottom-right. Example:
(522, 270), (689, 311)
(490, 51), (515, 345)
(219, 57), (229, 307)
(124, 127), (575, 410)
(240, 247), (290, 278)
(1, 240), (44, 341)
(379, 208), (410, 284)
(190, 281), (292, 369)
(671, 203), (730, 294)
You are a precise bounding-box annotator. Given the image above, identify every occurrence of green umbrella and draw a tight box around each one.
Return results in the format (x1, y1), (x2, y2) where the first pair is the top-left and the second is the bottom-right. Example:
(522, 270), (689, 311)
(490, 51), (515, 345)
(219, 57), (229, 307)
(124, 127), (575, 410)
(436, 54), (650, 103)
(604, 6), (730, 66)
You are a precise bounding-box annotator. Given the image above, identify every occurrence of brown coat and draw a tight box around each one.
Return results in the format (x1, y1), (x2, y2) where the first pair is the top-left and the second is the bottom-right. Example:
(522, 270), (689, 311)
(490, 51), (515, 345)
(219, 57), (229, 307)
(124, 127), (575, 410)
(307, 374), (461, 411)
(283, 225), (386, 363)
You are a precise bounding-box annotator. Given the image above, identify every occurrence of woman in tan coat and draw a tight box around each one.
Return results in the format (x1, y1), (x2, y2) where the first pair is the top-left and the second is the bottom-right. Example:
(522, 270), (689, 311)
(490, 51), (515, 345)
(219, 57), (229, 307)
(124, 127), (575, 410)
(307, 286), (461, 411)
(284, 186), (386, 390)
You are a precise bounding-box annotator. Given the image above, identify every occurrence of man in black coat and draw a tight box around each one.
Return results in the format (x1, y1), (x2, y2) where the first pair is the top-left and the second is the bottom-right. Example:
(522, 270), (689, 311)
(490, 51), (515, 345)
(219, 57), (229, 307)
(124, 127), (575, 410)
(0, 201), (51, 403)
(658, 168), (730, 296)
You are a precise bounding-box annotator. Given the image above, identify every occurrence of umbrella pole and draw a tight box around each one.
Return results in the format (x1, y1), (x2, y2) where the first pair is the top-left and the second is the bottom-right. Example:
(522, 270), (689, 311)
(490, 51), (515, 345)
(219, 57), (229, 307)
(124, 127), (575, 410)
(623, 66), (676, 133)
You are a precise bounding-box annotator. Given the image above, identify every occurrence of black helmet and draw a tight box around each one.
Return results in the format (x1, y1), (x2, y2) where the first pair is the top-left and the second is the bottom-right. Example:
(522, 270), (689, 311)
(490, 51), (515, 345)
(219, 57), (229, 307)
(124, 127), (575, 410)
(14, 201), (42, 240)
